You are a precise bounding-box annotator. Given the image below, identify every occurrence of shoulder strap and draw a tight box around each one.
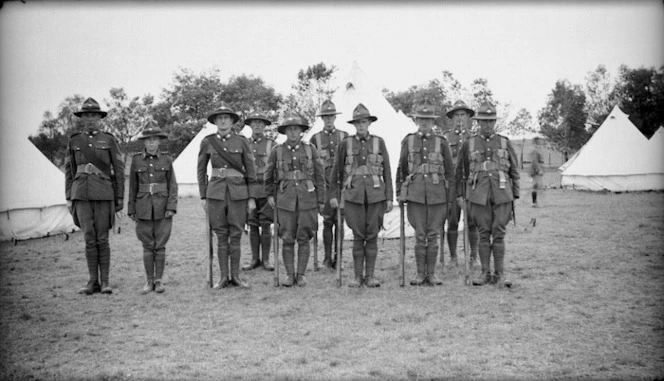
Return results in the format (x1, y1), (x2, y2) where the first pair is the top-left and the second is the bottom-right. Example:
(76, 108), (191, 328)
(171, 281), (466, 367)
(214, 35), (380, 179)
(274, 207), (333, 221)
(469, 136), (475, 152)
(207, 136), (246, 175)
(304, 144), (312, 160)
(434, 136), (440, 154)
(266, 139), (273, 154)
(77, 137), (113, 178)
(315, 134), (322, 149)
(276, 145), (283, 161)
(408, 134), (414, 153)
(500, 136), (507, 149)
(372, 136), (379, 153)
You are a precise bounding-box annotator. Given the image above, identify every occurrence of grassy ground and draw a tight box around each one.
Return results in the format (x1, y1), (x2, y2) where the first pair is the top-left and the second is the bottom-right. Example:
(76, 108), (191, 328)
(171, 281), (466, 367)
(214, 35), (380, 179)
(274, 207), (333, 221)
(1, 170), (663, 380)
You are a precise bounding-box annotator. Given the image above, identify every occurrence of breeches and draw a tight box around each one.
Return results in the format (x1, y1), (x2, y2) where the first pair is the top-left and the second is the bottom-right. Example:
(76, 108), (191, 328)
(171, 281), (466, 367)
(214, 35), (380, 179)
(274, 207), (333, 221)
(407, 202), (447, 246)
(278, 206), (317, 245)
(136, 218), (173, 252)
(470, 200), (512, 242)
(208, 197), (247, 245)
(344, 200), (384, 241)
(74, 200), (113, 250)
(247, 197), (273, 227)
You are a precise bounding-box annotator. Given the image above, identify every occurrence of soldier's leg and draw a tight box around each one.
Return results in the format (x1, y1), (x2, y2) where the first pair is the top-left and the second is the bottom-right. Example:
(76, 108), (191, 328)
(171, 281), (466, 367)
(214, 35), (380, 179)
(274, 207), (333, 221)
(344, 201), (366, 287)
(295, 207), (317, 287)
(322, 200), (335, 268)
(153, 217), (173, 293)
(467, 207), (480, 266)
(209, 199), (230, 288)
(491, 202), (513, 287)
(228, 198), (249, 288)
(446, 200), (460, 267)
(94, 201), (114, 294)
(258, 198), (274, 270)
(407, 202), (428, 285)
(471, 201), (493, 286)
(279, 208), (297, 287)
(425, 203), (446, 285)
(74, 201), (101, 294)
(244, 200), (261, 271)
(364, 201), (385, 288)
(136, 219), (156, 294)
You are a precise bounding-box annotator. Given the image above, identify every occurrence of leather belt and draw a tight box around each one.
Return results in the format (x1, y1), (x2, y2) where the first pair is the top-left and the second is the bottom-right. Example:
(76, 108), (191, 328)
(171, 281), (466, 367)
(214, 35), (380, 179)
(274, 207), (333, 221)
(138, 183), (167, 194)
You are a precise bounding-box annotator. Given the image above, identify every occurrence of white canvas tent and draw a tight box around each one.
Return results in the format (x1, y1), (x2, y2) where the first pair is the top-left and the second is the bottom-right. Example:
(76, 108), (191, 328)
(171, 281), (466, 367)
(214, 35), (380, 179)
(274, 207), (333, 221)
(172, 124), (218, 198)
(560, 106), (664, 192)
(0, 129), (78, 241)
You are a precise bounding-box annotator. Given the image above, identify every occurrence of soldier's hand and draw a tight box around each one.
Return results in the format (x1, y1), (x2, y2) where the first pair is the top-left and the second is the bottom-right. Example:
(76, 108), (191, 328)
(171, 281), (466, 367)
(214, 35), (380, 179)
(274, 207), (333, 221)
(318, 203), (325, 214)
(115, 199), (124, 213)
(165, 210), (175, 219)
(267, 196), (275, 208)
(128, 213), (137, 222)
(329, 198), (339, 209)
(385, 201), (393, 214)
(247, 198), (256, 213)
(201, 199), (208, 212)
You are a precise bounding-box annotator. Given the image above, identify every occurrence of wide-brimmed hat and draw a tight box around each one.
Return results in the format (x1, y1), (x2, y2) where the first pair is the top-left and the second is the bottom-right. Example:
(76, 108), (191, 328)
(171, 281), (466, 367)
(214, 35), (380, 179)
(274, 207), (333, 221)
(244, 111), (272, 126)
(317, 100), (342, 117)
(347, 103), (377, 124)
(472, 101), (499, 120)
(277, 113), (310, 134)
(207, 102), (240, 124)
(446, 100), (475, 118)
(137, 120), (168, 140)
(73, 97), (108, 118)
(410, 102), (439, 119)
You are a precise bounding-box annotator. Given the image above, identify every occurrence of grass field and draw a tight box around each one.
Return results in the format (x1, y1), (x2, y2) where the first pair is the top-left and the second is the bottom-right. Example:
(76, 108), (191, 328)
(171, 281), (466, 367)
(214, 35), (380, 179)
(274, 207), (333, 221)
(1, 170), (663, 380)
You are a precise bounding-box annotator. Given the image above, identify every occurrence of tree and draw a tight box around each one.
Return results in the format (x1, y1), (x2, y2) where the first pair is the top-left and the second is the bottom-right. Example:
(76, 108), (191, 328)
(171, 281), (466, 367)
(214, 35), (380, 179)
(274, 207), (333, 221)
(219, 74), (282, 137)
(104, 88), (155, 157)
(613, 65), (664, 138)
(505, 108), (537, 168)
(538, 80), (589, 161)
(286, 62), (338, 125)
(584, 65), (617, 134)
(32, 95), (87, 166)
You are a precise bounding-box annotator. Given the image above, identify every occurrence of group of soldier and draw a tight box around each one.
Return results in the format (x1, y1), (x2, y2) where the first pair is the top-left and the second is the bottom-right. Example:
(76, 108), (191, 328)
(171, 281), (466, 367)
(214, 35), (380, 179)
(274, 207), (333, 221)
(65, 95), (520, 295)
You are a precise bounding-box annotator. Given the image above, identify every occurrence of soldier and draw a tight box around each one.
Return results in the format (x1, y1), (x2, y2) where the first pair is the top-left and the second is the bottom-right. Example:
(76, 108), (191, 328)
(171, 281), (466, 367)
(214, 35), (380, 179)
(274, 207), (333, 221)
(310, 100), (348, 270)
(329, 104), (393, 287)
(396, 101), (455, 286)
(442, 100), (479, 268)
(456, 101), (520, 287)
(529, 136), (544, 207)
(128, 121), (178, 294)
(265, 113), (325, 287)
(65, 97), (124, 295)
(242, 111), (276, 271)
(198, 102), (257, 289)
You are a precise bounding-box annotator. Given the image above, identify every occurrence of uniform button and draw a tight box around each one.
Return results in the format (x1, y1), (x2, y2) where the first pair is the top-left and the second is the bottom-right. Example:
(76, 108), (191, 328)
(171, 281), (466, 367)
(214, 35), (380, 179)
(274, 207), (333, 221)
(423, 147), (427, 150)
(150, 174), (153, 177)
(224, 165), (228, 168)
(363, 175), (367, 178)
(489, 173), (493, 177)
(88, 144), (92, 147)
(150, 164), (153, 166)
(424, 174), (428, 177)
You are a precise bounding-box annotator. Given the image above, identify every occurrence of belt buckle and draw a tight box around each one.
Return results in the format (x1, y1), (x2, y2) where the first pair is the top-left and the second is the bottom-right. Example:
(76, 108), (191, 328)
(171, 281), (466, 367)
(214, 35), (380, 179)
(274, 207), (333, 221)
(149, 183), (155, 194)
(85, 163), (94, 173)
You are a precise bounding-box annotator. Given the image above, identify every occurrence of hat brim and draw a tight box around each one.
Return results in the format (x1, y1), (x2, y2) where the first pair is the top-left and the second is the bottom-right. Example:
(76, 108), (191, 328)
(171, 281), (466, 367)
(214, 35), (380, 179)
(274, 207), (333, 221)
(74, 110), (108, 119)
(472, 115), (499, 120)
(138, 133), (168, 140)
(244, 117), (272, 126)
(409, 114), (439, 119)
(277, 124), (310, 134)
(207, 112), (240, 124)
(317, 111), (342, 117)
(446, 108), (475, 119)
(347, 115), (378, 124)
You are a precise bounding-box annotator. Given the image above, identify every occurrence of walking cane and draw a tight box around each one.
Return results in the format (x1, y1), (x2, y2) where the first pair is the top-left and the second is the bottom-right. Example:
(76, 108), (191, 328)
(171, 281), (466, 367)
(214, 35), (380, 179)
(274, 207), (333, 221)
(399, 201), (406, 287)
(205, 209), (213, 288)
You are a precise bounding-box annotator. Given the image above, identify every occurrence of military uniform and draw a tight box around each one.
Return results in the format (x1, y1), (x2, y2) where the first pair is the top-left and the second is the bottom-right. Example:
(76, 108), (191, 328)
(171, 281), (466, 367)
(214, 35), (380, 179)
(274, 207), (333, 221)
(65, 98), (124, 295)
(265, 114), (326, 287)
(128, 122), (177, 294)
(243, 111), (276, 271)
(441, 100), (479, 266)
(329, 104), (393, 287)
(456, 102), (520, 287)
(396, 102), (455, 286)
(310, 100), (348, 269)
(198, 103), (257, 289)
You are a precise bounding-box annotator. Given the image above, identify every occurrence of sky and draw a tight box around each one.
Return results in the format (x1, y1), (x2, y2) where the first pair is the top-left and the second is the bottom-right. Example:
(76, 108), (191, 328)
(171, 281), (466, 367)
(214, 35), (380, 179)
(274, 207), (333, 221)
(0, 1), (662, 140)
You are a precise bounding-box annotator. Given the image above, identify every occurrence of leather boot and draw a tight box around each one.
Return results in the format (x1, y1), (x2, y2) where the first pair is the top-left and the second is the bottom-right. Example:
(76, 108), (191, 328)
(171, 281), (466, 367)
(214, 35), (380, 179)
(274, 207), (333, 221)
(296, 274), (307, 287)
(348, 275), (364, 288)
(447, 231), (459, 267)
(492, 239), (512, 288)
(141, 280), (154, 294)
(99, 245), (112, 294)
(410, 245), (426, 286)
(153, 279), (165, 293)
(439, 232), (445, 266)
(472, 238), (492, 286)
(426, 245), (443, 286)
(323, 222), (333, 265)
(260, 225), (273, 270)
(143, 249), (155, 286)
(352, 238), (365, 285)
(230, 276), (249, 288)
(282, 244), (295, 287)
(83, 245), (100, 293)
(469, 229), (479, 266)
(78, 280), (100, 295)
(155, 249), (166, 282)
(217, 238), (230, 283)
(213, 278), (231, 289)
(296, 241), (310, 278)
(230, 243), (249, 288)
(364, 238), (380, 287)
(243, 227), (262, 271)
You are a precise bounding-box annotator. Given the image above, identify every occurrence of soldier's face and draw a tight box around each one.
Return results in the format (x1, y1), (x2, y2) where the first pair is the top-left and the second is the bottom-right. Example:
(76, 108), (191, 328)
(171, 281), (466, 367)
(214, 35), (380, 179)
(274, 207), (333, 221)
(250, 120), (266, 136)
(80, 112), (102, 130)
(321, 115), (336, 129)
(452, 110), (469, 130)
(285, 125), (303, 144)
(214, 114), (234, 134)
(416, 117), (435, 134)
(352, 118), (371, 136)
(143, 136), (161, 154)
(479, 119), (497, 135)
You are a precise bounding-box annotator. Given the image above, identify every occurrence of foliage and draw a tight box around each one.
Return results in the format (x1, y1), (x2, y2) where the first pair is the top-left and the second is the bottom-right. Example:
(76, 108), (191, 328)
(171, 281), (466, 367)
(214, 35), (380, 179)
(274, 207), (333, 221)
(285, 62), (338, 126)
(613, 65), (664, 139)
(104, 87), (155, 147)
(538, 80), (589, 160)
(31, 95), (86, 166)
(219, 74), (282, 138)
(505, 108), (537, 168)
(584, 65), (617, 134)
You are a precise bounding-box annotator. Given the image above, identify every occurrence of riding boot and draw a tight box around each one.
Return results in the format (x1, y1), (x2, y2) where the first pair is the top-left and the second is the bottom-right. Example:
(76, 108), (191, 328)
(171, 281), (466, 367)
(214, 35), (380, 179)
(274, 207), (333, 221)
(447, 231), (459, 267)
(323, 222), (333, 264)
(154, 249), (166, 293)
(410, 244), (427, 286)
(260, 224), (273, 270)
(99, 245), (112, 294)
(472, 238), (492, 286)
(439, 232), (445, 266)
(79, 246), (100, 294)
(282, 243), (295, 287)
(243, 226), (262, 270)
(492, 239), (512, 287)
(217, 235), (230, 284)
(426, 245), (443, 285)
(296, 241), (310, 286)
(352, 238), (365, 282)
(364, 238), (380, 287)
(141, 249), (155, 294)
(468, 229), (479, 266)
(229, 242), (248, 288)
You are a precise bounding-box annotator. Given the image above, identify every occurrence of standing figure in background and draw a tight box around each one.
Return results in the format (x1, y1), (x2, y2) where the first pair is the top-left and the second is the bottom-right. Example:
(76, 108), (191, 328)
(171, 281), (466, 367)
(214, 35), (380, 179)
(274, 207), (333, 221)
(442, 100), (479, 268)
(128, 121), (178, 294)
(529, 136), (544, 207)
(396, 101), (455, 286)
(242, 111), (276, 272)
(310, 100), (348, 270)
(65, 97), (124, 295)
(456, 101), (520, 287)
(265, 113), (326, 287)
(329, 103), (393, 288)
(198, 102), (257, 289)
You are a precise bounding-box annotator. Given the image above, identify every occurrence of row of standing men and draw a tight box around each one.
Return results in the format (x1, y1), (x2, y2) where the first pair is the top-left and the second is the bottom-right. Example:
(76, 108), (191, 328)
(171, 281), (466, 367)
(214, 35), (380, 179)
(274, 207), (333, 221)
(65, 97), (519, 294)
